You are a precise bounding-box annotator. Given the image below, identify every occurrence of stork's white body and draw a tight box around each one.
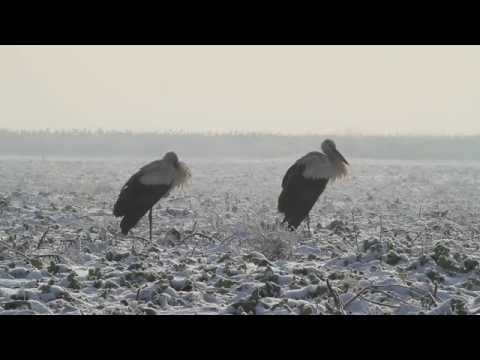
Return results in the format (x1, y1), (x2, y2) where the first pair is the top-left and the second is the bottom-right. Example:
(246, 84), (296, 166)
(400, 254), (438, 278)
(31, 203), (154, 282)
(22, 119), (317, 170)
(299, 152), (347, 180)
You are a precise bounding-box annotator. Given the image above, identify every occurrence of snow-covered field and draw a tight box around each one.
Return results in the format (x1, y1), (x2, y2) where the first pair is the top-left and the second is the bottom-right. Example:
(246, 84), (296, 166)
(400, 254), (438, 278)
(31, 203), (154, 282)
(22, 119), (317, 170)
(1, 156), (480, 315)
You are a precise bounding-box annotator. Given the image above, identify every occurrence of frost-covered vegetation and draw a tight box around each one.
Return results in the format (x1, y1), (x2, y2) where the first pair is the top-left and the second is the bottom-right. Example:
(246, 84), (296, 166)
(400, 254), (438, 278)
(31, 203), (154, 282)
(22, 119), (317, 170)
(1, 156), (479, 315)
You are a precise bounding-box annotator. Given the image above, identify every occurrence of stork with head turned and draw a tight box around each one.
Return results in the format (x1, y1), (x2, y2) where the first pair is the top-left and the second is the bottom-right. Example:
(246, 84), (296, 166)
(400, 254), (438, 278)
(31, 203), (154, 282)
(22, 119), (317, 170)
(113, 151), (191, 240)
(278, 139), (349, 231)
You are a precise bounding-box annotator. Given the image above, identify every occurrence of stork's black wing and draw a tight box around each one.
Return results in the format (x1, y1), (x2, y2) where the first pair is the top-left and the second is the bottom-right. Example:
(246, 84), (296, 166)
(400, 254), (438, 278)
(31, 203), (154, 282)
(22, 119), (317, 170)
(281, 162), (305, 189)
(113, 170), (143, 217)
(113, 170), (171, 235)
(278, 160), (328, 230)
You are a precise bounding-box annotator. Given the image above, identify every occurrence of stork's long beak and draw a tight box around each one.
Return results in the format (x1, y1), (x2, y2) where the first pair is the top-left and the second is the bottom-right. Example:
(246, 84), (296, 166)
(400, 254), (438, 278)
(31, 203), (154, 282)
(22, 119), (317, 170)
(335, 149), (349, 165)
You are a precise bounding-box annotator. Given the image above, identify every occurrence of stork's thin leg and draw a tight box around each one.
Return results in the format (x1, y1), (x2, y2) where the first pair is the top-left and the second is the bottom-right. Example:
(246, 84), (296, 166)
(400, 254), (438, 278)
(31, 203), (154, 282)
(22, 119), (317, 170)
(306, 214), (311, 236)
(148, 207), (153, 242)
(282, 218), (294, 232)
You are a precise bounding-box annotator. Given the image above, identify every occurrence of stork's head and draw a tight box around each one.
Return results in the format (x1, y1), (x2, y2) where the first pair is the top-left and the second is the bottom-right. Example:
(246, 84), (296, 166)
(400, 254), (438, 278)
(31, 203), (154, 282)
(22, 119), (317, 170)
(322, 139), (349, 165)
(165, 151), (191, 189)
(321, 139), (336, 153)
(164, 151), (179, 165)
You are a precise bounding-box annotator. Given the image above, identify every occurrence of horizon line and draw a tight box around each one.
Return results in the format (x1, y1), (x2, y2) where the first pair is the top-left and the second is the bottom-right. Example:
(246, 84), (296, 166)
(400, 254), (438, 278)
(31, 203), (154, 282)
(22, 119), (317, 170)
(1, 128), (480, 138)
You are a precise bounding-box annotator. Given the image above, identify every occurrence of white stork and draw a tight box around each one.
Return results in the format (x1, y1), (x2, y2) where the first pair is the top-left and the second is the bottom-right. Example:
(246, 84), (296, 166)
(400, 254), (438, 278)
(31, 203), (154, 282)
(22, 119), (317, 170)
(278, 139), (349, 231)
(113, 151), (191, 240)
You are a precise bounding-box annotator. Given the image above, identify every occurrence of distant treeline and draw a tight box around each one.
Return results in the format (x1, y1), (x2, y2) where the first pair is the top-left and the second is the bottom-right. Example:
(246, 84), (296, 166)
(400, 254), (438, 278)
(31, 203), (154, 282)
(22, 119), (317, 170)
(0, 129), (479, 160)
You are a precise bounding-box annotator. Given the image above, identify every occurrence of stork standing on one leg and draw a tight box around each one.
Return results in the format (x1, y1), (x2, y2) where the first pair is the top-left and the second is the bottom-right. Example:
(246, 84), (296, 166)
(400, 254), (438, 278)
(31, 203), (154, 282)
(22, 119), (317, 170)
(278, 139), (349, 231)
(113, 151), (191, 240)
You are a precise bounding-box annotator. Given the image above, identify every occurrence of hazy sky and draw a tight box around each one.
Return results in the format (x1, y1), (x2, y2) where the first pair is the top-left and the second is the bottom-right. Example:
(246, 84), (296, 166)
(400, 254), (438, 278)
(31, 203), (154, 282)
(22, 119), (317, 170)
(1, 45), (479, 135)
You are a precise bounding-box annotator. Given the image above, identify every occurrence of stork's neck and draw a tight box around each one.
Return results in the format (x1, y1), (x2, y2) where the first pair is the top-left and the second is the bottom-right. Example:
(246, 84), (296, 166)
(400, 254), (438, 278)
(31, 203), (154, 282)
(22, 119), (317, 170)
(325, 150), (348, 179)
(324, 149), (338, 163)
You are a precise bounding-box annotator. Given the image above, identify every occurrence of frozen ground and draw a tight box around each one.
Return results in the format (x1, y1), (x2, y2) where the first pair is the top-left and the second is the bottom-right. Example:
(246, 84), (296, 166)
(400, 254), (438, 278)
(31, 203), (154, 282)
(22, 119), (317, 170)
(1, 156), (480, 315)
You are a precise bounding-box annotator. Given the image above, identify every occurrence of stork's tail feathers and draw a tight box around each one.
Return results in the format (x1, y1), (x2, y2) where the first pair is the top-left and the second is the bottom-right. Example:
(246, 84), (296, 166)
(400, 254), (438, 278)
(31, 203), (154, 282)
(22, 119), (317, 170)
(113, 184), (131, 217)
(120, 215), (140, 235)
(278, 190), (305, 230)
(113, 194), (136, 234)
(277, 188), (288, 214)
(113, 199), (123, 217)
(115, 202), (151, 235)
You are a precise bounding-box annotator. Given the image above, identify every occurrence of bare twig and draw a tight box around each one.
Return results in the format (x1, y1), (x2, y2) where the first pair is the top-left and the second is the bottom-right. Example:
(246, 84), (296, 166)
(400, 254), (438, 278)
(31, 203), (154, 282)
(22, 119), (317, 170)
(136, 284), (148, 301)
(344, 286), (408, 310)
(130, 235), (150, 243)
(0, 239), (35, 263)
(326, 279), (345, 314)
(424, 283), (438, 308)
(37, 227), (50, 249)
(413, 232), (422, 243)
(188, 232), (216, 257)
(358, 295), (400, 309)
(183, 222), (217, 245)
(34, 253), (71, 266)
(220, 234), (236, 247)
(187, 232), (218, 255)
(368, 288), (412, 307)
(346, 283), (433, 309)
(1, 238), (67, 266)
(190, 237), (200, 257)
(182, 221), (198, 243)
(426, 292), (438, 307)
(191, 232), (216, 242)
(379, 214), (383, 244)
(343, 286), (371, 309)
(374, 283), (424, 295)
(421, 231), (426, 257)
(351, 209), (360, 253)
